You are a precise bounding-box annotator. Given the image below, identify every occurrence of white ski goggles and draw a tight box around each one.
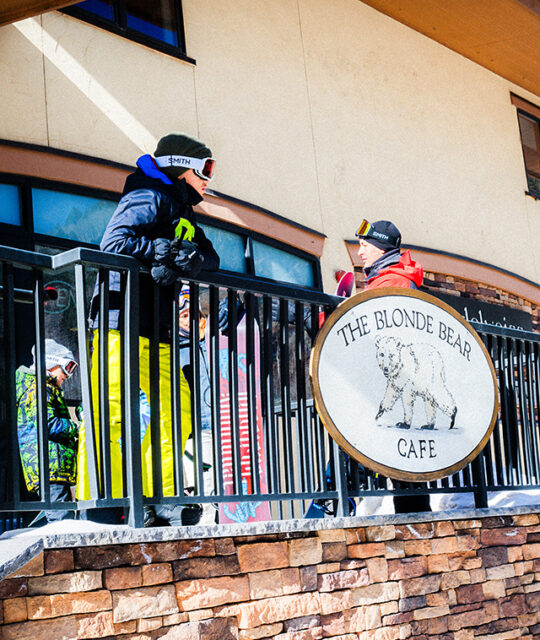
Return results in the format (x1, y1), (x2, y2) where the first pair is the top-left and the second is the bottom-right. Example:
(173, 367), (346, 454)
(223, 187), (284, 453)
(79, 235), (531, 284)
(154, 155), (215, 181)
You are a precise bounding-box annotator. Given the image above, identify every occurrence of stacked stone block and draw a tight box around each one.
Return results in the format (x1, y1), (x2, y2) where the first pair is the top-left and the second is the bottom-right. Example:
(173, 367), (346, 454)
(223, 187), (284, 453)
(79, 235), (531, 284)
(354, 268), (540, 332)
(0, 512), (539, 639)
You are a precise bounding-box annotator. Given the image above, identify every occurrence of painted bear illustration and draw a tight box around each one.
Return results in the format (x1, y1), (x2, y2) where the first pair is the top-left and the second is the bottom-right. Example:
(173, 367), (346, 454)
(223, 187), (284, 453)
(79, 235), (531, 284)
(374, 336), (457, 430)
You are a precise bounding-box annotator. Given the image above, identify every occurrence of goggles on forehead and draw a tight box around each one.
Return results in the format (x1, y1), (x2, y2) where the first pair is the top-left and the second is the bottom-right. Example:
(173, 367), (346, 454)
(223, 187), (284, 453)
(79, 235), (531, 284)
(355, 219), (394, 244)
(60, 360), (78, 377)
(154, 155), (215, 181)
(355, 219), (372, 238)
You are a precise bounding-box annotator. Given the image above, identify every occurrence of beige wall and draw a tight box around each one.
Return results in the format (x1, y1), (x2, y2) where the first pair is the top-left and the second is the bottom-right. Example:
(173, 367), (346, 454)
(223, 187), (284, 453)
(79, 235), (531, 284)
(0, 1), (538, 290)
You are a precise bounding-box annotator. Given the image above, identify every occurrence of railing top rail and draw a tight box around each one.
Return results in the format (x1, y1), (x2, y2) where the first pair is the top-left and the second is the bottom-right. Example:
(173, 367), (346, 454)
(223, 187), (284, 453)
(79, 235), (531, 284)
(50, 246), (340, 305)
(472, 321), (540, 343)
(2, 244), (539, 337)
(0, 245), (53, 270)
(51, 247), (138, 271)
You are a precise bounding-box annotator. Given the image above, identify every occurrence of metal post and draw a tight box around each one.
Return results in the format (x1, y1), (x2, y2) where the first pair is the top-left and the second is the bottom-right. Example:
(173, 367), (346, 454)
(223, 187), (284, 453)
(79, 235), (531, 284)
(171, 280), (185, 496)
(245, 292), (260, 494)
(124, 269), (144, 528)
(190, 282), (204, 497)
(33, 270), (50, 508)
(75, 264), (100, 501)
(208, 286), (223, 497)
(3, 263), (18, 509)
(472, 453), (488, 508)
(98, 268), (111, 499)
(149, 283), (163, 503)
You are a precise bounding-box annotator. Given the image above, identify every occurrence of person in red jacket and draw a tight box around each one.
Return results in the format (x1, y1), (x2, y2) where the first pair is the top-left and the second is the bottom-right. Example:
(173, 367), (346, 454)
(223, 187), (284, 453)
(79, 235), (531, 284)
(355, 219), (423, 290)
(356, 218), (430, 514)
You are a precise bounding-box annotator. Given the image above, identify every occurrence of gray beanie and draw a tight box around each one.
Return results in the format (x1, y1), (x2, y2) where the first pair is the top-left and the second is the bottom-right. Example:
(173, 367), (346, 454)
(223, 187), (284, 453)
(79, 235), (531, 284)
(32, 339), (76, 371)
(154, 132), (212, 180)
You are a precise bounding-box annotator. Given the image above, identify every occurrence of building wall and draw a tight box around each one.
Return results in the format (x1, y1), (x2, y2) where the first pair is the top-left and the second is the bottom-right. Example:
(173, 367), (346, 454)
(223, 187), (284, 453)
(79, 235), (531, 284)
(0, 0), (539, 291)
(1, 512), (540, 638)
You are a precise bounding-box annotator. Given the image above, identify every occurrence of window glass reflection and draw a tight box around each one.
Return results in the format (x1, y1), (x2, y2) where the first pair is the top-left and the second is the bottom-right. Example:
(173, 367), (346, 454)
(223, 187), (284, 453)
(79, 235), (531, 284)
(125, 0), (179, 46)
(252, 240), (314, 287)
(199, 224), (247, 273)
(75, 0), (115, 21)
(32, 189), (117, 245)
(0, 184), (21, 226)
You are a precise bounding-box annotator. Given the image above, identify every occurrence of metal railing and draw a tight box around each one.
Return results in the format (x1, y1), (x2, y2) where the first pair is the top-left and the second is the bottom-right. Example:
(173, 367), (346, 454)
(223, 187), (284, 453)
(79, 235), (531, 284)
(0, 244), (539, 529)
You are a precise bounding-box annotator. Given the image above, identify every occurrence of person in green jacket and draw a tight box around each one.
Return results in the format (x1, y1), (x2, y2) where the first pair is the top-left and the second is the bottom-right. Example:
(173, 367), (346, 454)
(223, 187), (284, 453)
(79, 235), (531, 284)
(16, 339), (79, 524)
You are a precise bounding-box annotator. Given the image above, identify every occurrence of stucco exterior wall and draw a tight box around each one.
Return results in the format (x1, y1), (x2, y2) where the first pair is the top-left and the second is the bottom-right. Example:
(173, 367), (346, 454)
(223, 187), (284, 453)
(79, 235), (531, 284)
(0, 1), (538, 290)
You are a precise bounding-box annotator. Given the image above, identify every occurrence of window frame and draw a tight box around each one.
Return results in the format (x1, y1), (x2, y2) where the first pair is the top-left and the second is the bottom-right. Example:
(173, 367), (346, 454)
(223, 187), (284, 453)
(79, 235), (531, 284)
(511, 93), (540, 201)
(61, 0), (194, 64)
(196, 212), (323, 291)
(0, 173), (323, 292)
(516, 109), (540, 200)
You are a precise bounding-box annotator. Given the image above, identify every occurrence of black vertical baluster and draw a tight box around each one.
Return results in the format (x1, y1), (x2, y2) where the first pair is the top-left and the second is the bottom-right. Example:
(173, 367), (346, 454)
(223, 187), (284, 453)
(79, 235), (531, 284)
(262, 296), (280, 515)
(227, 289), (241, 495)
(312, 304), (327, 495)
(150, 283), (163, 504)
(332, 442), (349, 517)
(500, 337), (515, 485)
(517, 339), (534, 483)
(472, 452), (488, 508)
(295, 301), (309, 494)
(493, 335), (507, 487)
(528, 341), (540, 482)
(118, 272), (128, 498)
(75, 264), (99, 501)
(3, 263), (18, 508)
(190, 282), (204, 500)
(314, 412), (327, 496)
(208, 286), (223, 498)
(279, 298), (294, 517)
(171, 281), (184, 497)
(124, 268), (143, 528)
(98, 268), (111, 500)
(508, 338), (523, 485)
(481, 334), (495, 487)
(245, 292), (260, 495)
(33, 269), (50, 509)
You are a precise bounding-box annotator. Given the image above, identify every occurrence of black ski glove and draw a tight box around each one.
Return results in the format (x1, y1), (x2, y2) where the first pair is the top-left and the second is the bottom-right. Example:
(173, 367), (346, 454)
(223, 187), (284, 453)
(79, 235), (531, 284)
(151, 238), (178, 286)
(171, 239), (205, 278)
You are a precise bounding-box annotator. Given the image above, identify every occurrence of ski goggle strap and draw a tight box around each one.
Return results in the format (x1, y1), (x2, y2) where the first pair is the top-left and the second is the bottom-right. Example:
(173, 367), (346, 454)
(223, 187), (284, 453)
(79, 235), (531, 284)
(60, 360), (78, 377)
(355, 219), (371, 238)
(154, 155), (215, 181)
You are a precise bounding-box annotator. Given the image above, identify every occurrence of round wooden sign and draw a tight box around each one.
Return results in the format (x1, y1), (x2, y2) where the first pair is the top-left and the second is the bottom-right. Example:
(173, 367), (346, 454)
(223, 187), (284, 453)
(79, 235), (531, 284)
(309, 288), (498, 482)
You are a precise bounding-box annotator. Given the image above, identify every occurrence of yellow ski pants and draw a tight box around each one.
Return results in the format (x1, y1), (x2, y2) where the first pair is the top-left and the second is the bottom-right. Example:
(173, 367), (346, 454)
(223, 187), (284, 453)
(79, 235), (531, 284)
(76, 330), (192, 500)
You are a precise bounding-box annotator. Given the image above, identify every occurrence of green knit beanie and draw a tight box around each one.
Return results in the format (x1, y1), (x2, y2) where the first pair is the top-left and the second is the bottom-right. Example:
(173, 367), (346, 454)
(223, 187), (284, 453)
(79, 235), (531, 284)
(154, 132), (212, 180)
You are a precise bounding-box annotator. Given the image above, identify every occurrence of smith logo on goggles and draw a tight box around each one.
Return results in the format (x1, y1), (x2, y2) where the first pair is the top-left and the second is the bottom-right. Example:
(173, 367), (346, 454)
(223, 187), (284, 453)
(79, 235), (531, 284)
(355, 219), (392, 243)
(154, 155), (215, 181)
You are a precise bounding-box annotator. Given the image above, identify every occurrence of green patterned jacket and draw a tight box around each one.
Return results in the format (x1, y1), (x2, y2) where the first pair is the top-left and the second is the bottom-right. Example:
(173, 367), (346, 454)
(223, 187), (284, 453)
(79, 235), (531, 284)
(16, 366), (78, 492)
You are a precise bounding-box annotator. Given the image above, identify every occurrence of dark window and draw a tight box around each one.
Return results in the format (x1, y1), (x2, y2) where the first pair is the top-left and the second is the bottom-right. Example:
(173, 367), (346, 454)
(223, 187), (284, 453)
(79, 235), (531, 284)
(0, 176), (322, 290)
(0, 183), (21, 226)
(32, 187), (117, 245)
(62, 0), (192, 62)
(517, 111), (540, 198)
(511, 94), (540, 199)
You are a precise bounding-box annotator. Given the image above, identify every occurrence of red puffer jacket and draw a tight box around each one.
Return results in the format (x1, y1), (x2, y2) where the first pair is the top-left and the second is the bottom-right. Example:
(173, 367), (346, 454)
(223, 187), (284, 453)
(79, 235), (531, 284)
(364, 250), (423, 290)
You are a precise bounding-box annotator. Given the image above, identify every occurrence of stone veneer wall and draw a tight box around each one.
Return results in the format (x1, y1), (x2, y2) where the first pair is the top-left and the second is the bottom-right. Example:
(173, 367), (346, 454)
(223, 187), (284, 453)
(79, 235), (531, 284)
(1, 511), (540, 639)
(353, 269), (540, 332)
